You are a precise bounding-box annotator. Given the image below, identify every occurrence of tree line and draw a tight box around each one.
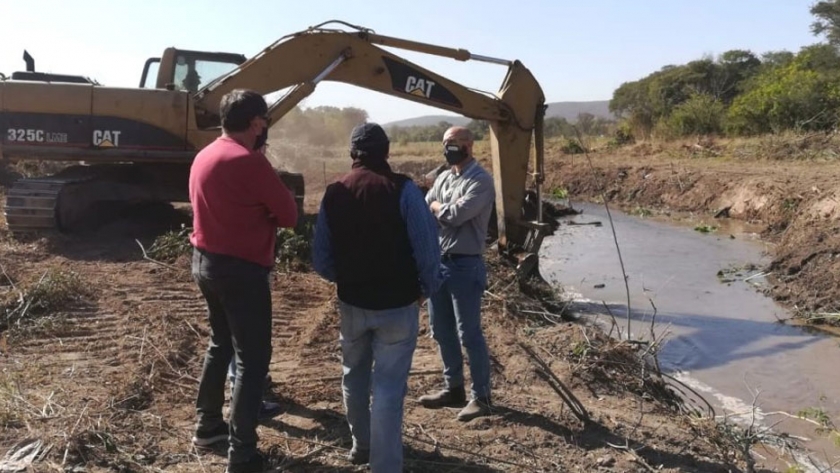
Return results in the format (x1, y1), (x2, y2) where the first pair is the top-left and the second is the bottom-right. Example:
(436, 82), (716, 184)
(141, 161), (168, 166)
(611, 0), (840, 139)
(385, 113), (616, 144)
(269, 106), (617, 147)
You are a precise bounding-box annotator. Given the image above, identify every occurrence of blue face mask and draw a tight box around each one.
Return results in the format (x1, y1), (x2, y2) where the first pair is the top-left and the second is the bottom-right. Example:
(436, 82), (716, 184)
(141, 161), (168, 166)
(444, 144), (466, 165)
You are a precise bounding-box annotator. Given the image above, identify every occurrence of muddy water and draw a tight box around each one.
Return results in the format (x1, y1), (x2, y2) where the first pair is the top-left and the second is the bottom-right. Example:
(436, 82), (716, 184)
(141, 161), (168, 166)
(539, 202), (840, 466)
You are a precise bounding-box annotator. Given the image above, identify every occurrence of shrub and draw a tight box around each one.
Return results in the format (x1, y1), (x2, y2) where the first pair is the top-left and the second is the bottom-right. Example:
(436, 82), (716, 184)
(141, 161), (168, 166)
(146, 225), (192, 263)
(560, 138), (586, 154)
(665, 93), (725, 136)
(275, 217), (315, 272)
(608, 121), (636, 147)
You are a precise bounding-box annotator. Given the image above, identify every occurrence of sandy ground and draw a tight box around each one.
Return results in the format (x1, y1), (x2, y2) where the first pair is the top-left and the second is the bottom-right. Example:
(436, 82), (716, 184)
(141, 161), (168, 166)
(0, 140), (826, 472)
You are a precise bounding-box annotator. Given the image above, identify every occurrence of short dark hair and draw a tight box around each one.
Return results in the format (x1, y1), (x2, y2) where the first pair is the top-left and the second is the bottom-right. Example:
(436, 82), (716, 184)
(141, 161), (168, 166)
(220, 89), (268, 132)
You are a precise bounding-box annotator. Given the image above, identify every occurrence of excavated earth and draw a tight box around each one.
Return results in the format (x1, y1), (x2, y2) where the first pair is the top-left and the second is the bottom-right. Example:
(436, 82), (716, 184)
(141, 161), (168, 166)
(0, 145), (821, 472)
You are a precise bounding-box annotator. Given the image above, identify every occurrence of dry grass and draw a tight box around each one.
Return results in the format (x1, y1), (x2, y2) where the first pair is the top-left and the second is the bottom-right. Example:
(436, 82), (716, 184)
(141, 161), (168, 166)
(612, 131), (840, 162)
(724, 131), (840, 161)
(0, 299), (204, 471)
(0, 266), (94, 340)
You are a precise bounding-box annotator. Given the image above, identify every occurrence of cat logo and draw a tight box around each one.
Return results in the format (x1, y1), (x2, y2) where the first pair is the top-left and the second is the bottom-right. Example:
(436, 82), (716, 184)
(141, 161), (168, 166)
(383, 57), (462, 108)
(93, 129), (121, 148)
(405, 76), (436, 98)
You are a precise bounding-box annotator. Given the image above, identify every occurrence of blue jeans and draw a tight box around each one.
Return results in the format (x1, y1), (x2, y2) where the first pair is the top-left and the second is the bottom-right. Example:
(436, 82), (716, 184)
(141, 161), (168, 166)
(339, 300), (419, 473)
(427, 256), (491, 400)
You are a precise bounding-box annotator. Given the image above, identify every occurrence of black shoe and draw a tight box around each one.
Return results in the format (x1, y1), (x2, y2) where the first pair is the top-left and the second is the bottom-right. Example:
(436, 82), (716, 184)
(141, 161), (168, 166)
(192, 421), (229, 447)
(259, 401), (282, 420)
(226, 452), (267, 473)
(348, 446), (370, 465)
(418, 386), (467, 409)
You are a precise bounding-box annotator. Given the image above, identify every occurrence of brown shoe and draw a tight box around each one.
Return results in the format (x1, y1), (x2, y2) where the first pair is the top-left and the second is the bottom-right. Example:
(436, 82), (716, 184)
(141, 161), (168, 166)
(457, 398), (492, 422)
(418, 386), (466, 409)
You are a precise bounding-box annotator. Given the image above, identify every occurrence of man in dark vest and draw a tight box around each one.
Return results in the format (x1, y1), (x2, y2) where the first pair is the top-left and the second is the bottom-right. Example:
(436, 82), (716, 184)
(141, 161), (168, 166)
(313, 123), (441, 472)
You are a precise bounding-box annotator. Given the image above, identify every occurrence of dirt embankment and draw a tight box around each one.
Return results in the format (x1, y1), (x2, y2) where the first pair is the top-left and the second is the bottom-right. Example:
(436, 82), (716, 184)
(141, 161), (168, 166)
(546, 137), (840, 325)
(0, 159), (772, 472)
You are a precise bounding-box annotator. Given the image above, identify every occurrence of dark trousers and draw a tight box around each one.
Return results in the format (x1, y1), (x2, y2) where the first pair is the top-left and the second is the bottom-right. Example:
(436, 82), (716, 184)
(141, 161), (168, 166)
(192, 248), (272, 464)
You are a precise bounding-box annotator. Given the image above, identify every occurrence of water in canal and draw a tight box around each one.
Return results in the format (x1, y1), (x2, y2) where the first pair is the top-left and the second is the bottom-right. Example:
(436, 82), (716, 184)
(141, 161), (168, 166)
(539, 201), (840, 469)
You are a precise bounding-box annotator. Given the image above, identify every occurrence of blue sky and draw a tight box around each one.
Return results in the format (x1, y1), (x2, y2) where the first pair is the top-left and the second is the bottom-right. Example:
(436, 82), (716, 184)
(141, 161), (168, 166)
(0, 0), (821, 124)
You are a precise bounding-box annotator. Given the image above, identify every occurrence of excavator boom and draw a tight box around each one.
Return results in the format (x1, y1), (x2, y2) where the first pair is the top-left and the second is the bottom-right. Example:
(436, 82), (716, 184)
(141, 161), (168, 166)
(195, 21), (549, 270)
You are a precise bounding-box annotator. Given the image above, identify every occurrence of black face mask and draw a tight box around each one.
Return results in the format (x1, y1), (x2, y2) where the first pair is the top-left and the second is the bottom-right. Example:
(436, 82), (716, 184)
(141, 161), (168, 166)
(444, 144), (466, 165)
(254, 126), (268, 150)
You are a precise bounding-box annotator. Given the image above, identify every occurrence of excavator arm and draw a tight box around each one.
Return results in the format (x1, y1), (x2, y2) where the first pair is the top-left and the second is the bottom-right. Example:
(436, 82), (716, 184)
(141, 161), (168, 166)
(195, 21), (549, 274)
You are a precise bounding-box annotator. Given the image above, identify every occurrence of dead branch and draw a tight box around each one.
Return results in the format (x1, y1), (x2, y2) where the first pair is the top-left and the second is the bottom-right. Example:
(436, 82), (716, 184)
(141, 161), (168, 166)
(276, 446), (327, 470)
(601, 301), (621, 340)
(0, 262), (22, 305)
(519, 341), (589, 423)
(415, 422), (441, 456)
(645, 297), (662, 375)
(483, 290), (504, 301)
(134, 239), (182, 272)
(184, 321), (203, 340)
(574, 128), (634, 340)
(661, 372), (716, 418)
(607, 441), (658, 472)
(190, 444), (209, 473)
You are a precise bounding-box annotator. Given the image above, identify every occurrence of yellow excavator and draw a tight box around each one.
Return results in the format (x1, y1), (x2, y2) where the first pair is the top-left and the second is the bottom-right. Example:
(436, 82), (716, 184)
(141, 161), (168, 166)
(0, 20), (549, 274)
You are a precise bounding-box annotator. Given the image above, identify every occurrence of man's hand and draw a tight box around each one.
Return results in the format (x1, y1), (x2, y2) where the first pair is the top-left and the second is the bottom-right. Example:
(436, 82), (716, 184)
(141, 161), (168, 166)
(429, 201), (442, 215)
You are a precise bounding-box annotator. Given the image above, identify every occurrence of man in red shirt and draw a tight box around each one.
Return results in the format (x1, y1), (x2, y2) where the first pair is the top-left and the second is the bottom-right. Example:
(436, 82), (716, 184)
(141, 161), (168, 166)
(188, 89), (298, 473)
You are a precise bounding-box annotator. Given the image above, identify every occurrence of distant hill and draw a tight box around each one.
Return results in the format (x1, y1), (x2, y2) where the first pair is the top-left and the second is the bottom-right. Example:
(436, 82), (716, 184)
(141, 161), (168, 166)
(383, 100), (612, 128)
(384, 115), (470, 128)
(545, 100), (611, 122)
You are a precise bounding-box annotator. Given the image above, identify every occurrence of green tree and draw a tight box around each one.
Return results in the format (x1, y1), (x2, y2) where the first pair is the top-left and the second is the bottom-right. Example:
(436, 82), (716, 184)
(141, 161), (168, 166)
(576, 112), (596, 135)
(760, 50), (795, 69)
(727, 62), (840, 135)
(717, 50), (761, 101)
(811, 0), (840, 45)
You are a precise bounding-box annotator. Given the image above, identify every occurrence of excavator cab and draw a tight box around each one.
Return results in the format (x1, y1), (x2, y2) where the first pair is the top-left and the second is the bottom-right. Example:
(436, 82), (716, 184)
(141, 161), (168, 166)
(139, 49), (247, 93)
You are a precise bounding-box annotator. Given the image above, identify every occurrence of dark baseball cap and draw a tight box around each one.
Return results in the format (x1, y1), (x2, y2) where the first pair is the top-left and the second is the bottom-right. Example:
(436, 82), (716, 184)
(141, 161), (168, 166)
(350, 122), (389, 151)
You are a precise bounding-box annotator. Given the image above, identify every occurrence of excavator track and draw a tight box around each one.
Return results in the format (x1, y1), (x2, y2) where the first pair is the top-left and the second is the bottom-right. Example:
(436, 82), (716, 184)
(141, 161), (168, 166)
(4, 176), (92, 234)
(2, 165), (305, 235)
